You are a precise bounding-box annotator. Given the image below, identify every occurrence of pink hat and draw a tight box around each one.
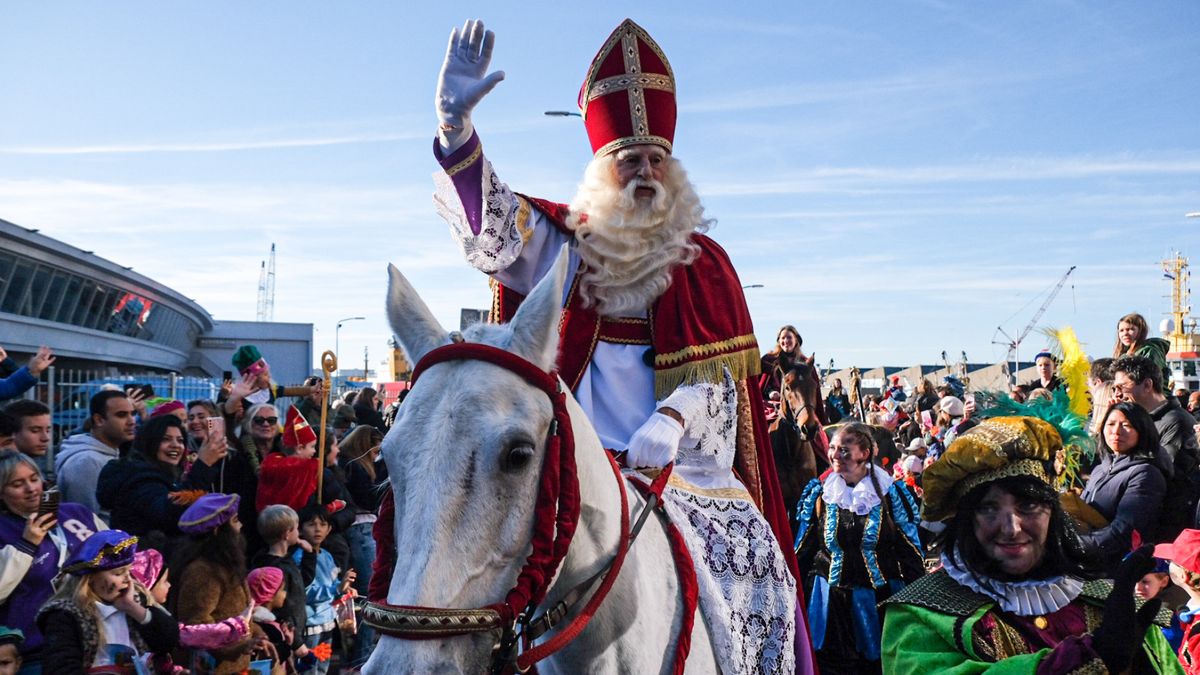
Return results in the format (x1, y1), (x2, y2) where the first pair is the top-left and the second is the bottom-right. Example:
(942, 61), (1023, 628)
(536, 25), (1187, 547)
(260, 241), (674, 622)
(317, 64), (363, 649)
(150, 400), (186, 418)
(130, 549), (166, 589)
(246, 566), (284, 604)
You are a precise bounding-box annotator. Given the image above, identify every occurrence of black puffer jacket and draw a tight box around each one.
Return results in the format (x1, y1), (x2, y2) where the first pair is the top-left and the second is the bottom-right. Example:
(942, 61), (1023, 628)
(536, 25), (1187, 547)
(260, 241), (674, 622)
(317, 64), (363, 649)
(1079, 446), (1171, 571)
(96, 455), (186, 541)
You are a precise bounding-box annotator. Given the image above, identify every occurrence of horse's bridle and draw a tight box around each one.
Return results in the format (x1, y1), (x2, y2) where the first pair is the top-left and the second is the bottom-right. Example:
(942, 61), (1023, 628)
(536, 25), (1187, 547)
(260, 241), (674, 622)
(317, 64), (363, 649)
(361, 341), (667, 674)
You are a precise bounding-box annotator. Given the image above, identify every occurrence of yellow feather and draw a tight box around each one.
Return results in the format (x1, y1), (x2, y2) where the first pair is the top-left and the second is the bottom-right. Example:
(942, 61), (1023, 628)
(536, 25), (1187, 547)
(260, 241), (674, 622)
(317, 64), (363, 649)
(1053, 326), (1091, 419)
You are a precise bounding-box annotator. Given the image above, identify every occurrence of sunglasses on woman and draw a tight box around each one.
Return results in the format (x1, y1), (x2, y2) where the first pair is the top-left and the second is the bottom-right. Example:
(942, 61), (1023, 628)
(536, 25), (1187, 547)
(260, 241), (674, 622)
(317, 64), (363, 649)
(252, 416), (278, 426)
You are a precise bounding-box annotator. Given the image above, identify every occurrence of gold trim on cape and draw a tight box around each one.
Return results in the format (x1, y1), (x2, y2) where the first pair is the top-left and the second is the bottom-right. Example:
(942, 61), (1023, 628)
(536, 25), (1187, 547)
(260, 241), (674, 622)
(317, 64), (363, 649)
(635, 467), (753, 501)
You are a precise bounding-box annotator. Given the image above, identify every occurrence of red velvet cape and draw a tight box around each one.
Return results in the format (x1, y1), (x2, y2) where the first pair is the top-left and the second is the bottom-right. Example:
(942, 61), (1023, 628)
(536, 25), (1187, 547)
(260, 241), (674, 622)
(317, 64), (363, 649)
(492, 197), (802, 586)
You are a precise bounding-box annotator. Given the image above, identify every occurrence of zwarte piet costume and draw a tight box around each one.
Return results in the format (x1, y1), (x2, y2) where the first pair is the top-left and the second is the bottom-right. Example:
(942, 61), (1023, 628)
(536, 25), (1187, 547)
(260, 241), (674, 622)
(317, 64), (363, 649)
(881, 416), (1183, 674)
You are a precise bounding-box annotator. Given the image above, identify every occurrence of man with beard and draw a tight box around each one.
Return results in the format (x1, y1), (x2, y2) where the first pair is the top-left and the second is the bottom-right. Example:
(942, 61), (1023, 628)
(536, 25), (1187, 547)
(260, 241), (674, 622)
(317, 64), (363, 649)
(420, 18), (812, 673)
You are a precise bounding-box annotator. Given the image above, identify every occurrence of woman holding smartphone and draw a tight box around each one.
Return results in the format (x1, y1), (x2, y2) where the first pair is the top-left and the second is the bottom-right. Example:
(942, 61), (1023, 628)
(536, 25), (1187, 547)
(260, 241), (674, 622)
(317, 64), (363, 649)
(97, 415), (211, 555)
(0, 450), (107, 669)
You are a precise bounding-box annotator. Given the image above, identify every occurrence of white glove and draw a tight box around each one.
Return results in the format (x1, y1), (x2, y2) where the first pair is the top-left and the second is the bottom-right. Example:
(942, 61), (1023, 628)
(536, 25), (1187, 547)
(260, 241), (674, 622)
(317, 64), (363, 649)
(626, 412), (684, 468)
(435, 19), (506, 153)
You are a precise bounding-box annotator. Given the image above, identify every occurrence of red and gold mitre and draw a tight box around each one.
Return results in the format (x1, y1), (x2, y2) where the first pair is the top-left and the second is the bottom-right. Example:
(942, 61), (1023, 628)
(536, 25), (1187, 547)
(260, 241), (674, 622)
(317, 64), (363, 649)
(578, 19), (676, 157)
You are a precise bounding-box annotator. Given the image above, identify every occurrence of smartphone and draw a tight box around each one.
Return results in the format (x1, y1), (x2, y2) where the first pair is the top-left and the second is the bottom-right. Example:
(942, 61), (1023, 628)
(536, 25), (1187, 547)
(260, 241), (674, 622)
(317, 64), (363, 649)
(965, 392), (977, 407)
(207, 416), (226, 439)
(920, 410), (933, 430)
(222, 370), (234, 382)
(125, 383), (155, 398)
(38, 488), (61, 519)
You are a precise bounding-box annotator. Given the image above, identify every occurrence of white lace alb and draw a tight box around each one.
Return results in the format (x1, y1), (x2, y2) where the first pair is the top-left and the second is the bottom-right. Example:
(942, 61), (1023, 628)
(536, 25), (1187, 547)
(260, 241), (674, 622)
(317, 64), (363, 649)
(941, 550), (1084, 616)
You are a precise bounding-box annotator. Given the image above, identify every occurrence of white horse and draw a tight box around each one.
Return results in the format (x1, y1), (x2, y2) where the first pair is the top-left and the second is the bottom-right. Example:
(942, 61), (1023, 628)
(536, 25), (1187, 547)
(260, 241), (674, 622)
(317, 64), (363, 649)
(364, 250), (717, 674)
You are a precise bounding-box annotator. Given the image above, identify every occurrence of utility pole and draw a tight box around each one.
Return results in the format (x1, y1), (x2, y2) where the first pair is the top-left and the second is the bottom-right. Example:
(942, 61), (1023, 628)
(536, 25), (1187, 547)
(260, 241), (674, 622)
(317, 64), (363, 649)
(363, 346), (370, 384)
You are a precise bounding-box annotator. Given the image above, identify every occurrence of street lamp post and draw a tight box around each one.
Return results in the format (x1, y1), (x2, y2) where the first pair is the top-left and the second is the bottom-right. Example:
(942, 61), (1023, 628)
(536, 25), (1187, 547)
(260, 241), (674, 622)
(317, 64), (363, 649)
(335, 316), (365, 391)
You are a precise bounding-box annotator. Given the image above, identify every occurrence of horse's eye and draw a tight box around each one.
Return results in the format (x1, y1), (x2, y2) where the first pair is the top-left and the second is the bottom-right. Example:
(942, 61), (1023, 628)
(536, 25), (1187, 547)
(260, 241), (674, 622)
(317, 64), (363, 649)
(501, 443), (536, 473)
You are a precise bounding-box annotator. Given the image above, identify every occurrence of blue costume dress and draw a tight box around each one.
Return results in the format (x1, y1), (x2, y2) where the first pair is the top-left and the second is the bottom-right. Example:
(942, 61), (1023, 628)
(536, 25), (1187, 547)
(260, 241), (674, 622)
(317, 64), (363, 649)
(794, 466), (924, 675)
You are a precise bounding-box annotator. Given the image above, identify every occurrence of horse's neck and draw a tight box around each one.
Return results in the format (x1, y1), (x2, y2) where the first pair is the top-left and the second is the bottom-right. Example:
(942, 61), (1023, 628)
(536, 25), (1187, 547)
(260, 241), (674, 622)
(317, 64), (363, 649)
(553, 398), (627, 589)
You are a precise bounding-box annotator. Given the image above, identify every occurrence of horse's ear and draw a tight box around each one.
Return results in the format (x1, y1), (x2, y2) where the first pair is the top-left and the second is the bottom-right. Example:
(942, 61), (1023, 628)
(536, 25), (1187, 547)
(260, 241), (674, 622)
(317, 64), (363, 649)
(806, 353), (815, 366)
(509, 244), (567, 371)
(386, 263), (450, 365)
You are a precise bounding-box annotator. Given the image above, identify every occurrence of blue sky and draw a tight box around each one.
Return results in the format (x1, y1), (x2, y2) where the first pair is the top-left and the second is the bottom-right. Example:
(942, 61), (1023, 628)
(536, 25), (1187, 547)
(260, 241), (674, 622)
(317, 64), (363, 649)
(2, 2), (1198, 373)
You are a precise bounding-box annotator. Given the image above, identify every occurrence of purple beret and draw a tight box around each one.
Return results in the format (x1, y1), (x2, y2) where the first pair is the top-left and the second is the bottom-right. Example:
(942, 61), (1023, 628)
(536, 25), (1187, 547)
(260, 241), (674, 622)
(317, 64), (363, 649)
(179, 493), (240, 535)
(63, 530), (138, 575)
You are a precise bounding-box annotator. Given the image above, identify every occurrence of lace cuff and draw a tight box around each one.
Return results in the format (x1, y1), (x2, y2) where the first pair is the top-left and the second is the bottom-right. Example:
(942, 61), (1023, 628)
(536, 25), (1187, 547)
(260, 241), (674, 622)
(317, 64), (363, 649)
(433, 150), (530, 275)
(659, 368), (738, 471)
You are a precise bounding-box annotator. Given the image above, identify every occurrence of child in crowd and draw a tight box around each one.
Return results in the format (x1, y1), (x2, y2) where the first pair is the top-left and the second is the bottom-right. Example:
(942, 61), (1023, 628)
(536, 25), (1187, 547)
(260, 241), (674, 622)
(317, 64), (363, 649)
(130, 548), (250, 654)
(0, 628), (22, 675)
(256, 406), (319, 512)
(171, 493), (257, 674)
(1136, 557), (1185, 652)
(246, 566), (292, 673)
(35, 530), (179, 673)
(1155, 529), (1200, 674)
(252, 505), (310, 662)
(892, 437), (927, 498)
(292, 505), (355, 674)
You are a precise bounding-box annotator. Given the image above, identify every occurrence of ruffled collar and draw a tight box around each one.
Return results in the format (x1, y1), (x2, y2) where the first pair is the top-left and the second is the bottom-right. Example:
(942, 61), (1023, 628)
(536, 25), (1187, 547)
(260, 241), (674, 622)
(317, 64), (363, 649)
(822, 465), (893, 515)
(941, 551), (1084, 615)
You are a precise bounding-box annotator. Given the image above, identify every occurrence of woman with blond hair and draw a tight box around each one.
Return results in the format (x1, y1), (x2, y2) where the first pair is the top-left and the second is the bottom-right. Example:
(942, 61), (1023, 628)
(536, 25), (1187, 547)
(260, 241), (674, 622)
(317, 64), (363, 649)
(0, 450), (108, 669)
(1114, 312), (1172, 394)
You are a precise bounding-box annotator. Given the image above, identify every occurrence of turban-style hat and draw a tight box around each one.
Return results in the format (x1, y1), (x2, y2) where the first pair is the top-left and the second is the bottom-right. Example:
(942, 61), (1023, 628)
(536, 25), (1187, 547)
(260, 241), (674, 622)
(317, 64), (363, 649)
(63, 530), (138, 576)
(921, 416), (1060, 522)
(179, 493), (240, 535)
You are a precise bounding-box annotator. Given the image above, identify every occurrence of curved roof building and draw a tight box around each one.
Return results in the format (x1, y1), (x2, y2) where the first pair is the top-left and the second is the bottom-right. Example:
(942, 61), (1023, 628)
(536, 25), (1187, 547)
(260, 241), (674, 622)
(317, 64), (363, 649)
(1, 218), (311, 382)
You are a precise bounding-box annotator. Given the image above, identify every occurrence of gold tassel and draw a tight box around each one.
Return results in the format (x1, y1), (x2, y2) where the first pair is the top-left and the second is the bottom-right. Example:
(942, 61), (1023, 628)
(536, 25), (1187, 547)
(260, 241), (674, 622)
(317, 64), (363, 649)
(654, 347), (761, 399)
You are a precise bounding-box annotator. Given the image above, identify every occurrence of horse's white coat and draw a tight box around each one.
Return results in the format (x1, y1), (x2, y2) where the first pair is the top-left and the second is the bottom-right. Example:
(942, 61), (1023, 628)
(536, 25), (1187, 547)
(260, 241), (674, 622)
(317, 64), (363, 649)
(365, 250), (717, 674)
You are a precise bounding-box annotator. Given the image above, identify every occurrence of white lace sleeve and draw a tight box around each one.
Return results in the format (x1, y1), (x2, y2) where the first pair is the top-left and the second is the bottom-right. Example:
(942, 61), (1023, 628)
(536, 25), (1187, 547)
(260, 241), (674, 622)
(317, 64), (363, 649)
(432, 155), (532, 275)
(659, 367), (738, 473)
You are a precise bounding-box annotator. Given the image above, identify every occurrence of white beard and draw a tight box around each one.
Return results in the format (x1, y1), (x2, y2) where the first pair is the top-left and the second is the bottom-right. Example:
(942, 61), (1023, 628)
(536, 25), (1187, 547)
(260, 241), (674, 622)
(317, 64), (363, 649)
(567, 155), (711, 317)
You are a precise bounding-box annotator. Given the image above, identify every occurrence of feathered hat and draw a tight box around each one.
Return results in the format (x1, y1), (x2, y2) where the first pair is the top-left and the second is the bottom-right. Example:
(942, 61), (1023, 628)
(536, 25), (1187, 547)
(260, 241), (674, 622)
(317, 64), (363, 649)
(921, 416), (1061, 522)
(578, 19), (676, 157)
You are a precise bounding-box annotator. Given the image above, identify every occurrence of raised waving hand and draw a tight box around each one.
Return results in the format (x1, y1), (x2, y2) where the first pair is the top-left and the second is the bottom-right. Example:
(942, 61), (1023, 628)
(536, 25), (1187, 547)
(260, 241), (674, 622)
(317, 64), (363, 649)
(435, 19), (505, 153)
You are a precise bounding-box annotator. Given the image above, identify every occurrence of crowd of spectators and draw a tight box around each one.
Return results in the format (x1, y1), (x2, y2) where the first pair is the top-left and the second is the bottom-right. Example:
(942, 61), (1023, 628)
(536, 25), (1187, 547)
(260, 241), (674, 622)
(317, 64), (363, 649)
(760, 315), (1200, 673)
(0, 343), (391, 673)
(5, 302), (1200, 673)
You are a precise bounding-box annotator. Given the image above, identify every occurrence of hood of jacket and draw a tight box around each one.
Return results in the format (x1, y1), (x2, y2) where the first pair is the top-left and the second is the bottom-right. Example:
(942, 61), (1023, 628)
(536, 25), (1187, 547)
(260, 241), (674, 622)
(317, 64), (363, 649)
(54, 433), (119, 474)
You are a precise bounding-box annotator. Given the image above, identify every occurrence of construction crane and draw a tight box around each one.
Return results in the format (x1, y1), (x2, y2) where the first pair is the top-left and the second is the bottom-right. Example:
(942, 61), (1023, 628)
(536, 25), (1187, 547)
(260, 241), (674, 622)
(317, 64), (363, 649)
(255, 243), (276, 321)
(992, 265), (1076, 386)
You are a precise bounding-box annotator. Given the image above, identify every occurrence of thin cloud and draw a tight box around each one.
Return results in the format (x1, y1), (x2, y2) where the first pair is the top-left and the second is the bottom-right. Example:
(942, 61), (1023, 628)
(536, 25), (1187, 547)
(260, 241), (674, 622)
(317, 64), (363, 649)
(702, 155), (1200, 196)
(0, 131), (430, 155)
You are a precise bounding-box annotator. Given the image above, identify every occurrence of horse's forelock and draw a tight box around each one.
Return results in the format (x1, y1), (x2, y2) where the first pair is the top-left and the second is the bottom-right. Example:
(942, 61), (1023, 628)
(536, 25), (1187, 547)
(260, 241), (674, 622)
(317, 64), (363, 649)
(382, 357), (554, 610)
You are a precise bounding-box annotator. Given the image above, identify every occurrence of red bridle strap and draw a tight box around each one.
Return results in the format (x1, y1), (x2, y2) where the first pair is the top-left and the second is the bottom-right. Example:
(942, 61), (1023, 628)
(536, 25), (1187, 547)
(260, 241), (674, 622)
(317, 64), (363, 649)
(372, 342), (581, 636)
